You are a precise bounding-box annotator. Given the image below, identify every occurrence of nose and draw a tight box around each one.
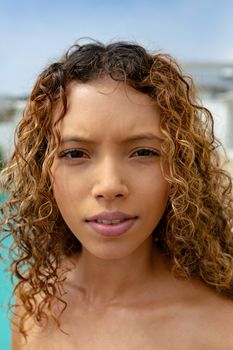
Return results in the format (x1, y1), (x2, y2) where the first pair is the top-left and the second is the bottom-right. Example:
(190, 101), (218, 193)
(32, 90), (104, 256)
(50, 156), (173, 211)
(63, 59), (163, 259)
(91, 157), (129, 201)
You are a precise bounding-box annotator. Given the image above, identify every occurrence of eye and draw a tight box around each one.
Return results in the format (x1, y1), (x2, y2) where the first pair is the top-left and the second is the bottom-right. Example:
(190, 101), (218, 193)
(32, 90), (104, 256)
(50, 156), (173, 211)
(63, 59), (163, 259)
(58, 149), (88, 159)
(131, 148), (160, 157)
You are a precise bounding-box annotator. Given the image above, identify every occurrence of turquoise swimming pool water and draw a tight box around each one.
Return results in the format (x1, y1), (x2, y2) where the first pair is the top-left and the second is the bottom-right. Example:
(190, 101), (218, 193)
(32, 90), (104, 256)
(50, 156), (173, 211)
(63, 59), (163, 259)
(0, 193), (12, 350)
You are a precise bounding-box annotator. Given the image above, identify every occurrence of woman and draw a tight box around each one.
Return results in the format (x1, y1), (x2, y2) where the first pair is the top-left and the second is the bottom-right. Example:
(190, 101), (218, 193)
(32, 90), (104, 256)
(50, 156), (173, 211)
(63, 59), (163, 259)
(1, 39), (233, 349)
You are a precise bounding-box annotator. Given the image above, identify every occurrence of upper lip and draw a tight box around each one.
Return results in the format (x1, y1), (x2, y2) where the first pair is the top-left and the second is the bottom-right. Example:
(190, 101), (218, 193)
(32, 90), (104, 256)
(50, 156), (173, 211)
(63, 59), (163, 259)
(86, 211), (137, 222)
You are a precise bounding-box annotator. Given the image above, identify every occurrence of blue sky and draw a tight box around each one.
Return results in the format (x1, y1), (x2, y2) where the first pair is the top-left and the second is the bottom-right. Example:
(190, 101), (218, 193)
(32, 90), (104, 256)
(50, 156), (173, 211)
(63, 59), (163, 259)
(1, 0), (233, 95)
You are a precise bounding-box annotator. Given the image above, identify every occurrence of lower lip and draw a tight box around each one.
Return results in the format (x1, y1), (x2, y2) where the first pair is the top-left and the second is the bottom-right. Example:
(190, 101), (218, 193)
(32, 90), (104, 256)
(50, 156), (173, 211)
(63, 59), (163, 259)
(86, 218), (138, 237)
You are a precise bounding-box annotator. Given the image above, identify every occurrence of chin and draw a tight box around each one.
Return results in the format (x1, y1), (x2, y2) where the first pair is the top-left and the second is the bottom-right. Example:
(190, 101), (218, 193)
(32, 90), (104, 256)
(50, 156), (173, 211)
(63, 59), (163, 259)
(87, 245), (137, 261)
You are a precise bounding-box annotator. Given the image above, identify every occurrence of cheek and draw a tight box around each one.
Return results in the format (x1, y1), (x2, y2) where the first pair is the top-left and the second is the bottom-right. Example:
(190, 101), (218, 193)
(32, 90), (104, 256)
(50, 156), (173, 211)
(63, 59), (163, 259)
(51, 164), (82, 194)
(150, 182), (169, 210)
(134, 173), (169, 222)
(50, 166), (74, 208)
(53, 177), (81, 205)
(147, 173), (169, 212)
(141, 167), (169, 197)
(52, 181), (79, 228)
(51, 170), (89, 226)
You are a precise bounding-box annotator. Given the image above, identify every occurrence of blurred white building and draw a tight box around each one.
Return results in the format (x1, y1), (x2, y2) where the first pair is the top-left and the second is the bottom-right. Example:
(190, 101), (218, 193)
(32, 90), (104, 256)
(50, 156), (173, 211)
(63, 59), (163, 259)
(0, 97), (25, 159)
(183, 62), (233, 162)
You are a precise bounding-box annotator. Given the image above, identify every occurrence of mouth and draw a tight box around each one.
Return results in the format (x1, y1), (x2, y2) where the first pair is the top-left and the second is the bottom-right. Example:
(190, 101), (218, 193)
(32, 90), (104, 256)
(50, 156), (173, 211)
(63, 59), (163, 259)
(85, 217), (138, 237)
(85, 211), (137, 223)
(85, 217), (137, 224)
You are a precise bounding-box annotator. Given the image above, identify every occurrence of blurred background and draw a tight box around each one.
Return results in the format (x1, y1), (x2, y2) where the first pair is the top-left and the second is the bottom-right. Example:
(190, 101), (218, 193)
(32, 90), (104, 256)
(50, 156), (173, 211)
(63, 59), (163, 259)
(1, 0), (233, 348)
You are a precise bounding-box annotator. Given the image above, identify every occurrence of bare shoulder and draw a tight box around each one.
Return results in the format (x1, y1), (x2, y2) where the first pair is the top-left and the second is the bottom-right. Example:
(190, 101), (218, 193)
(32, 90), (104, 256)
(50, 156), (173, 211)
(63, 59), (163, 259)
(177, 281), (233, 350)
(200, 292), (233, 348)
(146, 272), (233, 350)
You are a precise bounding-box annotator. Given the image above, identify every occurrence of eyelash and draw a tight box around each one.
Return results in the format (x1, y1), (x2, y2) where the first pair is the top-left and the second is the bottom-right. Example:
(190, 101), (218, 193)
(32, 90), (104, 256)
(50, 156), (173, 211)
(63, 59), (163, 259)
(58, 148), (160, 160)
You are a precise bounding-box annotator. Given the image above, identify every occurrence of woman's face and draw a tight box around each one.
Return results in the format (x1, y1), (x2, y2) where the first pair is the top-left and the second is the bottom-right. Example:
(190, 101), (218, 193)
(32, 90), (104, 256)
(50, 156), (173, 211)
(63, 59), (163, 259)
(50, 77), (169, 260)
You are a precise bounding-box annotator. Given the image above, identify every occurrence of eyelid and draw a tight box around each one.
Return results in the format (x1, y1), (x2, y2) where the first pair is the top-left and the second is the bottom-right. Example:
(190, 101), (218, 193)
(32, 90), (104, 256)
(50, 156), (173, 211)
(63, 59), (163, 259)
(58, 148), (89, 159)
(131, 148), (161, 157)
(58, 147), (161, 159)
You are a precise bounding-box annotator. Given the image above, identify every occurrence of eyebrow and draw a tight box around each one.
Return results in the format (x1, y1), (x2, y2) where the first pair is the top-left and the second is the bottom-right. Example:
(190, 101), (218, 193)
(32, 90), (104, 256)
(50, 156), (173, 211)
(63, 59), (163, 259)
(60, 133), (164, 145)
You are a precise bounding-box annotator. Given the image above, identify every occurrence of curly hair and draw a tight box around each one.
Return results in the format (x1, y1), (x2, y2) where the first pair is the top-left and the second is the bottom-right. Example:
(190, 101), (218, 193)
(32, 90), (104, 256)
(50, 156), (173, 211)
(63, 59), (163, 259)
(1, 38), (233, 340)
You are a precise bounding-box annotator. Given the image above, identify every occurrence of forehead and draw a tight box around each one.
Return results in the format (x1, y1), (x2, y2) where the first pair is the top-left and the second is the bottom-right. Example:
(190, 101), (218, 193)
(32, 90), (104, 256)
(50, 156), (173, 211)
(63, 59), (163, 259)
(66, 76), (155, 104)
(53, 78), (162, 140)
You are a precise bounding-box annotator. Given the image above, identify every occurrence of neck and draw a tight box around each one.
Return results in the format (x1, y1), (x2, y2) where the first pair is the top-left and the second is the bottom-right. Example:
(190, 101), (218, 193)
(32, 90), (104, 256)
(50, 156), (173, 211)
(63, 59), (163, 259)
(66, 237), (169, 307)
